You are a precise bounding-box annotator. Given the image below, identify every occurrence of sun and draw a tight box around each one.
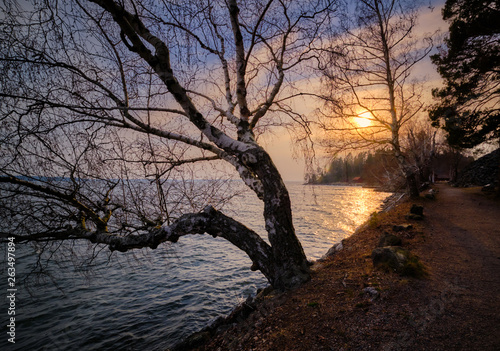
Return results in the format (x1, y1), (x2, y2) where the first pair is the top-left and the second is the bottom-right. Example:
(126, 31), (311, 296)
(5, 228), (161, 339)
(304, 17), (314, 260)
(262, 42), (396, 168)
(354, 111), (373, 128)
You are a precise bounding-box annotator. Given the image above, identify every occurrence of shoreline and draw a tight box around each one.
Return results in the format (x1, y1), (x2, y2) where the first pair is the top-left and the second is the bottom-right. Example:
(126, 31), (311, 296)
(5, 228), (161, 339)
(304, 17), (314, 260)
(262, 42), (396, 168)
(172, 184), (500, 350)
(171, 191), (400, 351)
(304, 181), (400, 194)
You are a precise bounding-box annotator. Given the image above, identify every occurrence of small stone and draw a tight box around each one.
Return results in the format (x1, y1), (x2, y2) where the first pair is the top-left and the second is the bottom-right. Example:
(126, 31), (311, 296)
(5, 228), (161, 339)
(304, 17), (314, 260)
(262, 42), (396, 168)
(410, 204), (424, 216)
(378, 232), (402, 247)
(482, 184), (495, 193)
(318, 241), (344, 261)
(419, 182), (430, 191)
(371, 246), (410, 272)
(392, 224), (413, 232)
(363, 287), (380, 300)
(406, 213), (424, 220)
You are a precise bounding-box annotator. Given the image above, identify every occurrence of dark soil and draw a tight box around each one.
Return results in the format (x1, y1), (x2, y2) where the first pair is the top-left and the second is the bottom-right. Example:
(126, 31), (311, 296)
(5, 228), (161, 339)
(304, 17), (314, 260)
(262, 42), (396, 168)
(181, 183), (500, 351)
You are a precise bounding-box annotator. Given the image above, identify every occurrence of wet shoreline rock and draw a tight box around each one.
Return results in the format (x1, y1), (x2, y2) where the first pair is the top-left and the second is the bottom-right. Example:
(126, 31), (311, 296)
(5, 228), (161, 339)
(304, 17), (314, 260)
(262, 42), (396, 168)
(318, 240), (344, 262)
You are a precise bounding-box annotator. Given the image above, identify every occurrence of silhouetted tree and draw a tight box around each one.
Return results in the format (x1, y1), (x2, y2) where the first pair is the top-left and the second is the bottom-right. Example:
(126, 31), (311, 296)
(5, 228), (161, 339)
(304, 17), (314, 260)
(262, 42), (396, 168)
(429, 0), (500, 148)
(0, 0), (337, 290)
(318, 0), (434, 197)
(403, 121), (438, 184)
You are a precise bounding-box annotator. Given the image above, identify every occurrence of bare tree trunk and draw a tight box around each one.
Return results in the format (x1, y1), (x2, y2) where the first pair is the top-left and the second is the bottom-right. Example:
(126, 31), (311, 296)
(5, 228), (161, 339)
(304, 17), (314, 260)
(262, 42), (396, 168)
(245, 147), (311, 289)
(376, 0), (420, 198)
(405, 171), (420, 197)
(394, 148), (420, 197)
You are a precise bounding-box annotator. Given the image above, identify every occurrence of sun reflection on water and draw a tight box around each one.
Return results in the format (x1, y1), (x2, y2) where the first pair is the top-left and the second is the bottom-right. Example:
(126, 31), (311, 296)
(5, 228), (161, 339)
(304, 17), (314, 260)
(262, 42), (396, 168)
(281, 183), (390, 260)
(11, 182), (391, 351)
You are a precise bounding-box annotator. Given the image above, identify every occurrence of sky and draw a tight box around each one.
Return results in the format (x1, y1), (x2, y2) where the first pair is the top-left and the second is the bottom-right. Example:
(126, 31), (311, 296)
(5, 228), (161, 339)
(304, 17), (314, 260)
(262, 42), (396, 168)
(263, 0), (448, 182)
(0, 0), (449, 183)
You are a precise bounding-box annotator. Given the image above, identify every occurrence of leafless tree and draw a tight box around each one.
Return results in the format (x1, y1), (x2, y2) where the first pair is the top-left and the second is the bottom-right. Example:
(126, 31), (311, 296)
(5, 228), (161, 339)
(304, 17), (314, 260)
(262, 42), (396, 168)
(403, 120), (438, 184)
(318, 0), (434, 196)
(0, 0), (337, 290)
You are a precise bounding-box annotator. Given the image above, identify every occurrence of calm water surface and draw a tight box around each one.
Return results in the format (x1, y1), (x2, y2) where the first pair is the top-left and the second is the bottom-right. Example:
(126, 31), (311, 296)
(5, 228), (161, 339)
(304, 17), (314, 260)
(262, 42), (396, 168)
(1, 183), (390, 350)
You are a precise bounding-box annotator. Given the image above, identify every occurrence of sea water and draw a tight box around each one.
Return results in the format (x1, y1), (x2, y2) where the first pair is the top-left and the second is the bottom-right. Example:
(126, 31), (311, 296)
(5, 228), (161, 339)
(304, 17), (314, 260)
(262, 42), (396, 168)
(1, 182), (390, 350)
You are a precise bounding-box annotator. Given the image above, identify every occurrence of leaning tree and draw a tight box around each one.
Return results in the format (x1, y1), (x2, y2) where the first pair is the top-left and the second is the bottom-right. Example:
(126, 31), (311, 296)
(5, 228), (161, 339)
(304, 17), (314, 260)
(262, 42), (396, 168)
(0, 0), (337, 290)
(318, 0), (434, 196)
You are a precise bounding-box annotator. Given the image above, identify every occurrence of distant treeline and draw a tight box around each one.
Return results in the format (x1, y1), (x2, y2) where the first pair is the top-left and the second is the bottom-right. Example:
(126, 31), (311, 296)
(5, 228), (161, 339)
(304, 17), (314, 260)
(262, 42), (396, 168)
(307, 151), (396, 186)
(307, 149), (474, 191)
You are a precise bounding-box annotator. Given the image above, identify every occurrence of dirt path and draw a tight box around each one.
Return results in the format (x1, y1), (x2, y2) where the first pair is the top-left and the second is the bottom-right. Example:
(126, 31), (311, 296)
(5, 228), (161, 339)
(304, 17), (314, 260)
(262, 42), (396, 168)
(411, 184), (500, 349)
(191, 184), (500, 351)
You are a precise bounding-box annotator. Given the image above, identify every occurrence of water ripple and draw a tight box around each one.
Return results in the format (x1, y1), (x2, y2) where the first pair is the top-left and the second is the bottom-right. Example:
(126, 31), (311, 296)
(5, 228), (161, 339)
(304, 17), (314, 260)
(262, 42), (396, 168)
(1, 183), (389, 350)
